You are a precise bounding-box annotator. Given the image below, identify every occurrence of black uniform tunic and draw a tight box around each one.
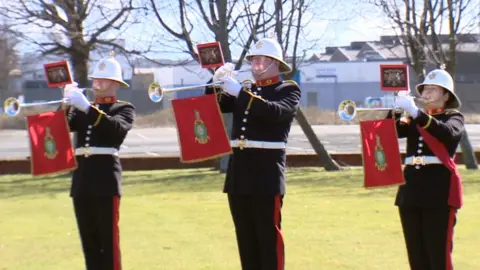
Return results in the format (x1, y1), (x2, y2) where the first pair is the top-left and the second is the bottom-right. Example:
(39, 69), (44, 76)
(392, 109), (464, 208)
(68, 99), (135, 197)
(206, 78), (301, 195)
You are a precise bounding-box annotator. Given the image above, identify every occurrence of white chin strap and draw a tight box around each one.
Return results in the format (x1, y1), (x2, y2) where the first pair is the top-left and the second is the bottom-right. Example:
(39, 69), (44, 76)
(253, 61), (275, 76)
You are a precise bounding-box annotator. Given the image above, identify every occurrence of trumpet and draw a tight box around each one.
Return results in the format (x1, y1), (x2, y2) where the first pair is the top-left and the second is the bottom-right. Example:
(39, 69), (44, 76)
(148, 81), (223, 103)
(337, 97), (428, 121)
(3, 88), (93, 117)
(4, 79), (226, 117)
(3, 97), (65, 117)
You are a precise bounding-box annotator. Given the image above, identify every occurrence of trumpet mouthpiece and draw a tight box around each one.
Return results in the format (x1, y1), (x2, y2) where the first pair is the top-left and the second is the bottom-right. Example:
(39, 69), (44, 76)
(414, 97), (429, 105)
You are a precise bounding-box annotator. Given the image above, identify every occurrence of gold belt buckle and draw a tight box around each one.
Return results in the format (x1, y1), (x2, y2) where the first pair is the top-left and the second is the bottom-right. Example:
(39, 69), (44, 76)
(411, 156), (425, 166)
(237, 139), (247, 150)
(84, 147), (90, 157)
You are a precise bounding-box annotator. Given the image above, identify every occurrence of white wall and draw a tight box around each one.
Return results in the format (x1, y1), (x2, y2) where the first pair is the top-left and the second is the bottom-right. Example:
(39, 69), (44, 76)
(299, 61), (404, 83)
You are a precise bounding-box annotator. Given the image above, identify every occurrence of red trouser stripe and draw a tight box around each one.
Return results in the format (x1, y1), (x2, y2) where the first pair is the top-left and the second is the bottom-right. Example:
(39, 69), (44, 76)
(113, 196), (121, 270)
(273, 195), (284, 270)
(445, 208), (456, 270)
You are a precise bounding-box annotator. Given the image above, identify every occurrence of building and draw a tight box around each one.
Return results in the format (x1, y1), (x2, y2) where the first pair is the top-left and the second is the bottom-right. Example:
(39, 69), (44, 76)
(7, 34), (480, 115)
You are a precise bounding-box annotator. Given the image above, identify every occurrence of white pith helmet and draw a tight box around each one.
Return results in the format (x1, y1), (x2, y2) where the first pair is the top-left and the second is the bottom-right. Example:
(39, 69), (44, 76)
(415, 68), (461, 109)
(246, 38), (292, 74)
(89, 52), (129, 87)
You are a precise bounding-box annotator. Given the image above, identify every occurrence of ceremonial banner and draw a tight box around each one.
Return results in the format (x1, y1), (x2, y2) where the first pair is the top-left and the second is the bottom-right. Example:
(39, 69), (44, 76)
(360, 119), (404, 188)
(171, 94), (232, 163)
(44, 60), (73, 88)
(380, 64), (409, 91)
(196, 41), (225, 69)
(26, 110), (77, 176)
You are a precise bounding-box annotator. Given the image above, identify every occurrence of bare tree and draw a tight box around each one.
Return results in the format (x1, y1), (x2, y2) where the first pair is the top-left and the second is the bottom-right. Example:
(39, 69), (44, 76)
(147, 0), (274, 172)
(148, 0), (343, 171)
(0, 0), (146, 88)
(0, 23), (21, 103)
(372, 0), (478, 169)
(273, 0), (341, 171)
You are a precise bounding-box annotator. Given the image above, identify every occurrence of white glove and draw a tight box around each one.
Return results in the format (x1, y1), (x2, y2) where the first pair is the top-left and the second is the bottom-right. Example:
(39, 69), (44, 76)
(64, 83), (90, 112)
(395, 95), (419, 118)
(213, 62), (237, 82)
(219, 76), (241, 97)
(397, 90), (411, 97)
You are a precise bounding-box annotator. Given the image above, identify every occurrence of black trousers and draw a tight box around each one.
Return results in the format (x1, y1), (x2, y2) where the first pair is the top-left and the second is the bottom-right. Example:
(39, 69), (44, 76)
(228, 194), (285, 270)
(73, 196), (122, 270)
(399, 206), (457, 270)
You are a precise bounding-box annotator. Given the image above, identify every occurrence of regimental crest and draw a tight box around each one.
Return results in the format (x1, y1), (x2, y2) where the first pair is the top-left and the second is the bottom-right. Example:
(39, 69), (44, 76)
(193, 110), (210, 144)
(255, 40), (263, 49)
(374, 135), (387, 171)
(44, 127), (58, 160)
(428, 72), (436, 80)
(98, 62), (106, 71)
(266, 30), (277, 39)
(383, 69), (406, 87)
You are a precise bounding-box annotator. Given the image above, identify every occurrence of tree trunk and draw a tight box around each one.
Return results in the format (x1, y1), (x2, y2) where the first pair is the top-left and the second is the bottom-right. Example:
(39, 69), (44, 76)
(295, 107), (342, 171)
(459, 130), (478, 169)
(69, 49), (90, 150)
(283, 71), (341, 171)
(70, 49), (90, 88)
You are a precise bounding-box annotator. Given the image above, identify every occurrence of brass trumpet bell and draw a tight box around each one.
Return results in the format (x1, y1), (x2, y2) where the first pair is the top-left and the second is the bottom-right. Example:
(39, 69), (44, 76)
(148, 83), (163, 103)
(4, 97), (20, 117)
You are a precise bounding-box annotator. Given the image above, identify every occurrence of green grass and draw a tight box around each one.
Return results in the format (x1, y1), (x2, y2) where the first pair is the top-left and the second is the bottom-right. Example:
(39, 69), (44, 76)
(1, 167), (479, 270)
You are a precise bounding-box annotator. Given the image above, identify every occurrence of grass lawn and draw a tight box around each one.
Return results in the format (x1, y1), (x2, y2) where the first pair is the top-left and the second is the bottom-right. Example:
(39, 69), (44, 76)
(0, 167), (479, 270)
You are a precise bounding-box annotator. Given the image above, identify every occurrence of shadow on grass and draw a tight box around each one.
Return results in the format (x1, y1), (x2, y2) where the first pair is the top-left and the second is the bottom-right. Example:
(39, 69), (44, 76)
(0, 175), (71, 199)
(285, 170), (398, 197)
(0, 170), (223, 198)
(122, 170), (225, 195)
(1, 167), (479, 199)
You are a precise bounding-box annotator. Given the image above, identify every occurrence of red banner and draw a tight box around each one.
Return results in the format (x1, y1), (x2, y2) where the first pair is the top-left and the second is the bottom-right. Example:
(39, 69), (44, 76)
(26, 110), (77, 176)
(360, 119), (404, 188)
(171, 94), (232, 163)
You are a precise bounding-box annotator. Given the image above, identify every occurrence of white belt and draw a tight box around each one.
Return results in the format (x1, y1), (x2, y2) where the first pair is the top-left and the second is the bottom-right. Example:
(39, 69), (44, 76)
(230, 139), (286, 150)
(75, 147), (119, 157)
(405, 156), (442, 166)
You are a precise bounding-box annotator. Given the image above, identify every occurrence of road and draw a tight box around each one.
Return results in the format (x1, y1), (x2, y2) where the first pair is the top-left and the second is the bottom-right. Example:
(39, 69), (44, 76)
(1, 125), (480, 159)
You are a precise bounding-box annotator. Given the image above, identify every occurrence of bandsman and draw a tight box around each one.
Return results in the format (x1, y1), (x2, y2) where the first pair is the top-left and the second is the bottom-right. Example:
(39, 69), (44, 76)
(205, 37), (301, 270)
(63, 53), (135, 270)
(390, 68), (464, 270)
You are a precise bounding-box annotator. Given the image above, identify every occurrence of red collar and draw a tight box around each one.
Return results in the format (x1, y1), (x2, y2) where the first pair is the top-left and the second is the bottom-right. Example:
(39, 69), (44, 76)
(95, 96), (116, 104)
(256, 76), (281, 87)
(426, 107), (445, 115)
